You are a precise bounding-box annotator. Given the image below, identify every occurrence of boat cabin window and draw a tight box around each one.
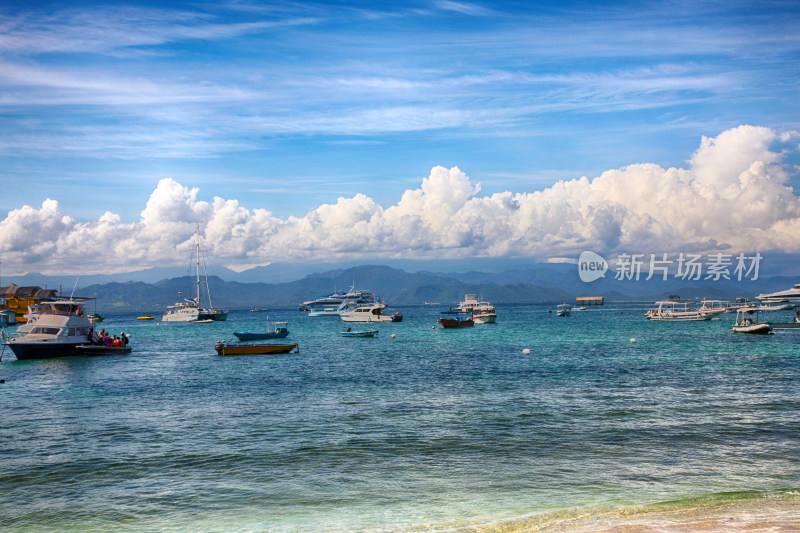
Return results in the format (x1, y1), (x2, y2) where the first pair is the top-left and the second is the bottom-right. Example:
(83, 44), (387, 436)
(31, 327), (61, 335)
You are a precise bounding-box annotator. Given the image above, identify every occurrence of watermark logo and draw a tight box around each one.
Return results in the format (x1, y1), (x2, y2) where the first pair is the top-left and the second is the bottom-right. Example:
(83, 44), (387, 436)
(578, 251), (763, 283)
(578, 251), (608, 282)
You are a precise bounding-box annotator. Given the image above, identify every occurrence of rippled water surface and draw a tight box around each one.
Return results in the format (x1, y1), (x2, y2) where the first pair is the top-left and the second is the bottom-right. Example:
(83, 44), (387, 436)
(1, 304), (799, 531)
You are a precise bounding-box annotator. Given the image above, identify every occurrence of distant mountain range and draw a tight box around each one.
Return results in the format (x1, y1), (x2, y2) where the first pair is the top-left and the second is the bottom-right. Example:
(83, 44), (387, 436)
(2, 263), (795, 313)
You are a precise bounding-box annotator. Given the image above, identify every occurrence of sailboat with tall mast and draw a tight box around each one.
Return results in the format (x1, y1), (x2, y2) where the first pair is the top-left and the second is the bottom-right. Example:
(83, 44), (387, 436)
(162, 226), (228, 323)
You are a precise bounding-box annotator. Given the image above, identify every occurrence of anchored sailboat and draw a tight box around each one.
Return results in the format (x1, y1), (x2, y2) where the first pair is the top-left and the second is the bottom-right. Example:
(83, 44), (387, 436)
(162, 226), (228, 323)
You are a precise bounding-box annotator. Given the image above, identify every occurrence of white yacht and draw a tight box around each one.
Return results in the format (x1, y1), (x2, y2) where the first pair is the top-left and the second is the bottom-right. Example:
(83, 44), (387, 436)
(757, 283), (800, 303)
(303, 285), (377, 316)
(162, 227), (228, 323)
(2, 299), (94, 359)
(452, 294), (497, 324)
(339, 303), (403, 323)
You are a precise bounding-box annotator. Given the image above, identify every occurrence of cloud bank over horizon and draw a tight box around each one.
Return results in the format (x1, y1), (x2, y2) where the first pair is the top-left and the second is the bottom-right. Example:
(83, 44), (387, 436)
(1, 125), (799, 276)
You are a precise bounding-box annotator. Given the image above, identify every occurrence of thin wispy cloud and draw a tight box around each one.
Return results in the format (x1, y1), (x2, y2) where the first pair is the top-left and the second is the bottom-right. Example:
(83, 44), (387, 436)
(1, 0), (799, 242)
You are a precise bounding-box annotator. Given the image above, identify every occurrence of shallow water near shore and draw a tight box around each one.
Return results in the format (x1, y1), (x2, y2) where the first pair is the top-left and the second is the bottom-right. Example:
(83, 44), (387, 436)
(1, 303), (799, 532)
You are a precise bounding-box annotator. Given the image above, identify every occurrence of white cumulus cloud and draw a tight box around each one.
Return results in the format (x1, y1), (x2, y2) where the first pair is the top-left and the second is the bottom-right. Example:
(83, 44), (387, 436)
(1, 125), (799, 275)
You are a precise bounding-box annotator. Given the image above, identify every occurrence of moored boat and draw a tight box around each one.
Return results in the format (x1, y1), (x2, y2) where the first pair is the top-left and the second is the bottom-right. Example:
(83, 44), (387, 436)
(438, 310), (474, 328)
(339, 303), (403, 323)
(303, 285), (377, 316)
(162, 225), (228, 323)
(340, 329), (378, 337)
(732, 307), (773, 334)
(2, 299), (96, 359)
(233, 318), (289, 341)
(768, 310), (800, 330)
(76, 344), (132, 355)
(453, 294), (497, 323)
(214, 341), (298, 356)
(645, 300), (724, 321)
(757, 283), (800, 303)
(137, 315), (155, 320)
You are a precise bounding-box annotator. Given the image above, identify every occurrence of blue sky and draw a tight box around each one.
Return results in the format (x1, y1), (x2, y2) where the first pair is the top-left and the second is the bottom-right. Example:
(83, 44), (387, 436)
(1, 1), (800, 275)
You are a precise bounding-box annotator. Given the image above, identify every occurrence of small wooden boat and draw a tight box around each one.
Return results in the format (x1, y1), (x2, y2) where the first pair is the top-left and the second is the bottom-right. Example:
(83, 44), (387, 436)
(234, 318), (289, 341)
(214, 341), (298, 356)
(438, 310), (474, 328)
(137, 316), (155, 320)
(732, 307), (773, 335)
(340, 329), (378, 337)
(76, 344), (132, 355)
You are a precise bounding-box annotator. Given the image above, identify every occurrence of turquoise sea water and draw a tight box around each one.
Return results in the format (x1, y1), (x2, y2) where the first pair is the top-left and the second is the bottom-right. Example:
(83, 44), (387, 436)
(1, 304), (799, 532)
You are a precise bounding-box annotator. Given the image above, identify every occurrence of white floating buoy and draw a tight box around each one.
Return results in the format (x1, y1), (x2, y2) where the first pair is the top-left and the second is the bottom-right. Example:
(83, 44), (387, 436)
(522, 348), (531, 355)
(630, 338), (636, 343)
(391, 334), (396, 339)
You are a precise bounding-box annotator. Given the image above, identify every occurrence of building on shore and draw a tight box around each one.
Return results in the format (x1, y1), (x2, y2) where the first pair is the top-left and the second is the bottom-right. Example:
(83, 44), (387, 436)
(0, 284), (60, 323)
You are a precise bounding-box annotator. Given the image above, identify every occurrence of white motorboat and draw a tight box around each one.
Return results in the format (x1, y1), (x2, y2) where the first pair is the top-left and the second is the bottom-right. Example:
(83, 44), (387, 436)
(645, 300), (725, 321)
(755, 303), (794, 311)
(2, 299), (95, 359)
(732, 307), (773, 334)
(757, 283), (800, 303)
(303, 285), (377, 316)
(162, 226), (228, 323)
(699, 299), (731, 314)
(556, 303), (571, 317)
(339, 303), (403, 323)
(453, 294), (497, 323)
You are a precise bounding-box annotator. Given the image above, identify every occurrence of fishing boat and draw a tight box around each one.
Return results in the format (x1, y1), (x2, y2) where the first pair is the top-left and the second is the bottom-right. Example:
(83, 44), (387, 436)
(233, 318), (289, 341)
(340, 329), (378, 337)
(339, 303), (403, 323)
(732, 307), (773, 334)
(162, 225), (228, 323)
(645, 300), (725, 321)
(556, 303), (571, 317)
(2, 298), (96, 359)
(438, 310), (474, 328)
(214, 341), (298, 356)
